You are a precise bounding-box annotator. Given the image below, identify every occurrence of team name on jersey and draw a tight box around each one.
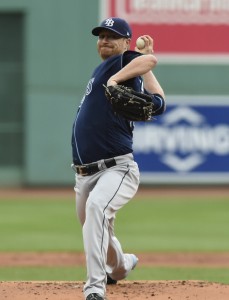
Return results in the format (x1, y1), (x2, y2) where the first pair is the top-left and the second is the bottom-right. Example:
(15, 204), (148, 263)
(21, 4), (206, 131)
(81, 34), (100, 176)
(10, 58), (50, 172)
(80, 78), (95, 106)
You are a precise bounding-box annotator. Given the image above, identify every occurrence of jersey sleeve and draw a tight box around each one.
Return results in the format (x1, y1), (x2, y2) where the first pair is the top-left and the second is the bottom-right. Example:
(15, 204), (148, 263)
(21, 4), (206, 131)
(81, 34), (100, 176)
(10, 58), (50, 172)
(120, 51), (142, 90)
(144, 90), (166, 116)
(121, 50), (142, 67)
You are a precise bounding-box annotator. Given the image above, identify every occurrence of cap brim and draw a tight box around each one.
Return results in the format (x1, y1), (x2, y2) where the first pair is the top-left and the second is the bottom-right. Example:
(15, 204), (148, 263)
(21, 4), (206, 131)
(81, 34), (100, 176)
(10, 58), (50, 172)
(92, 26), (127, 38)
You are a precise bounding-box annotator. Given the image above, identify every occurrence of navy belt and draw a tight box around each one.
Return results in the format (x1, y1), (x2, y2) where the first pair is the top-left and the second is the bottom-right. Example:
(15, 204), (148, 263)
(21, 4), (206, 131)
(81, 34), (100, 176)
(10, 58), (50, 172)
(74, 158), (116, 176)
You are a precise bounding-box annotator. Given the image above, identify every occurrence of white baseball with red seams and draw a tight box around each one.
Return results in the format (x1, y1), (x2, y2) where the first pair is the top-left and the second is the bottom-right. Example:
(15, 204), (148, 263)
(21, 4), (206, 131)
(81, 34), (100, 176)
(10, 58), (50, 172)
(136, 37), (145, 49)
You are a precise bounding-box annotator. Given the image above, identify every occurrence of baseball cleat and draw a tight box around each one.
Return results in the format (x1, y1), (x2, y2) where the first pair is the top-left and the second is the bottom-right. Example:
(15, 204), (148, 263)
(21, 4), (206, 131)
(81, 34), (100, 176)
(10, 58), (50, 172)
(86, 293), (104, 300)
(106, 274), (117, 285)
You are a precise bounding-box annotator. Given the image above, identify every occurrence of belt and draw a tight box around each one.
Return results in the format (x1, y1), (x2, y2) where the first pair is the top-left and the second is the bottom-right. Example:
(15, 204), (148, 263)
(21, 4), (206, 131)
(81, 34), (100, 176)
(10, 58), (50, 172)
(72, 158), (116, 176)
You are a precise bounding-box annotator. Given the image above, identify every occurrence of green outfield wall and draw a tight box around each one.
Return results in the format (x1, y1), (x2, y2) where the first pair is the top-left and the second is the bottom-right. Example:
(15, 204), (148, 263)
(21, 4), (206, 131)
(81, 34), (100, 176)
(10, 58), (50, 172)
(0, 0), (99, 186)
(0, 0), (228, 186)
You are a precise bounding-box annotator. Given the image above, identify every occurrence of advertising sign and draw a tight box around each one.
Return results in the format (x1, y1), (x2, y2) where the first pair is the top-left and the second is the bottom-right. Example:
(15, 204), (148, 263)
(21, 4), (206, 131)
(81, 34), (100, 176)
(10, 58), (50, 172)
(133, 97), (229, 184)
(100, 0), (229, 61)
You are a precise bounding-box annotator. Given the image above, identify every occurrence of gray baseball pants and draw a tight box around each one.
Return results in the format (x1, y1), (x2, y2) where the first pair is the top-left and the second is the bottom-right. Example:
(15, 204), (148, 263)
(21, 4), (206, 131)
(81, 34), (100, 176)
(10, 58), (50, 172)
(73, 153), (140, 298)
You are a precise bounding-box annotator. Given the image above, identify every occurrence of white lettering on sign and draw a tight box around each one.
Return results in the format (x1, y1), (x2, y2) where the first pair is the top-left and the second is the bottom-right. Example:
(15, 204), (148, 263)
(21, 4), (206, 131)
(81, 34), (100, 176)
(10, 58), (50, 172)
(131, 0), (229, 11)
(133, 106), (229, 172)
(134, 125), (229, 155)
(210, 0), (229, 10)
(116, 0), (229, 24)
(132, 0), (201, 11)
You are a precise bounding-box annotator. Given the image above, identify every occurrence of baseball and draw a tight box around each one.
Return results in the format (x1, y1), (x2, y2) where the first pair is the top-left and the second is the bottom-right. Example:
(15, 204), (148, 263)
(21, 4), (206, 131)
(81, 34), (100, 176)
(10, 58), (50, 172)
(136, 37), (145, 49)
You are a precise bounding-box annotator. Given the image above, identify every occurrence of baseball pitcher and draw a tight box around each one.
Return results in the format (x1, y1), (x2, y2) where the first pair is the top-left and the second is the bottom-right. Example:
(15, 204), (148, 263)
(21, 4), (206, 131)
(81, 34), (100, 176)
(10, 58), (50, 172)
(71, 17), (166, 300)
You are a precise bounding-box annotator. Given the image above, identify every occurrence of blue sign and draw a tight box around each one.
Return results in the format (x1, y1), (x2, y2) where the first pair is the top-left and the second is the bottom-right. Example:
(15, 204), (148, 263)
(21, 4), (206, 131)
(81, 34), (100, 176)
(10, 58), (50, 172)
(133, 100), (229, 184)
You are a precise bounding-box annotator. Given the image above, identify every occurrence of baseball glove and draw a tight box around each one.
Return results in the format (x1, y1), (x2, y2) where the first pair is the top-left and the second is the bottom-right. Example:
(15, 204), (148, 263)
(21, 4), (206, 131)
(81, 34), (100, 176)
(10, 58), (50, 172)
(103, 85), (154, 121)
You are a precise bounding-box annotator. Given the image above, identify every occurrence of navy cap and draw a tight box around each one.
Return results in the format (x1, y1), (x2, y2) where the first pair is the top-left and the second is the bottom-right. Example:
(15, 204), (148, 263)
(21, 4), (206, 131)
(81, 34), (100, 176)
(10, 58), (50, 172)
(92, 17), (132, 38)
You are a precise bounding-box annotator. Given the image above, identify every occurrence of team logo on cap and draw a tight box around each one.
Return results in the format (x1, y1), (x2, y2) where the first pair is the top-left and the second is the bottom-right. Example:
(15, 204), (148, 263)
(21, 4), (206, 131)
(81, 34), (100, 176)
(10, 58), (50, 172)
(104, 18), (114, 27)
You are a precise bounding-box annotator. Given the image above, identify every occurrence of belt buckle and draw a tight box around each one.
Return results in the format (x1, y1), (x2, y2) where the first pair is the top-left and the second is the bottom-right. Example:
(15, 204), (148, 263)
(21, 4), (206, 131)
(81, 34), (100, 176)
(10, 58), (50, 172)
(78, 166), (88, 176)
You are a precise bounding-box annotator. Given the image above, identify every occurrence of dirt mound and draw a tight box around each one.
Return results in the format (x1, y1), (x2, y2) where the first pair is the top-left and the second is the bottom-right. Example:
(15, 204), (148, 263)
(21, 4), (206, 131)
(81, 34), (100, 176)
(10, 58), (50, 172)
(1, 280), (229, 299)
(1, 252), (229, 299)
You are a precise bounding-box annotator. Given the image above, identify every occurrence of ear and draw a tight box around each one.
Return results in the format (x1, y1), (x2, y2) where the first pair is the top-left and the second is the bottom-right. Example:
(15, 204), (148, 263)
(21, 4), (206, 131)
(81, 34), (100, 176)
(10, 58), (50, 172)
(125, 38), (131, 50)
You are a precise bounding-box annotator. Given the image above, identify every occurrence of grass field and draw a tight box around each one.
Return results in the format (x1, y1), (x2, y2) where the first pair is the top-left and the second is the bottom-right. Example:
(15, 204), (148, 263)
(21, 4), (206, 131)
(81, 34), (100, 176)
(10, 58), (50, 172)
(1, 266), (229, 284)
(0, 189), (229, 283)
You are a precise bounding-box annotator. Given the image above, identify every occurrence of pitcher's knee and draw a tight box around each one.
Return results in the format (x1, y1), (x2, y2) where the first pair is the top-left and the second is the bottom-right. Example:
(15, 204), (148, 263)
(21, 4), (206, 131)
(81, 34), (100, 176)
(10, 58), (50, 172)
(86, 198), (103, 215)
(86, 197), (115, 220)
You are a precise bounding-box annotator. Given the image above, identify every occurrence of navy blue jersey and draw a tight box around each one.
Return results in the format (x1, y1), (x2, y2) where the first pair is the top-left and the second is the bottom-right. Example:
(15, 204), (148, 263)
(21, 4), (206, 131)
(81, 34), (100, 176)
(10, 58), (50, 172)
(71, 50), (143, 165)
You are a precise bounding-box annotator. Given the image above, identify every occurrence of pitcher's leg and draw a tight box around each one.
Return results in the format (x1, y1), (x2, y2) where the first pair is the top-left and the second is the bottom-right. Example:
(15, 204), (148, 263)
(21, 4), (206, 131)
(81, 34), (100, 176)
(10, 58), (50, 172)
(83, 162), (139, 298)
(83, 177), (118, 298)
(83, 198), (108, 297)
(104, 162), (139, 281)
(74, 174), (91, 226)
(106, 218), (138, 281)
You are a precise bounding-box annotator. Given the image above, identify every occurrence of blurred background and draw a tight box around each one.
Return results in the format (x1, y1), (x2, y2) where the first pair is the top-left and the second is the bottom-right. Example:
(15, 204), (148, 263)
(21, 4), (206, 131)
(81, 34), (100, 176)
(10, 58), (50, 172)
(0, 0), (229, 187)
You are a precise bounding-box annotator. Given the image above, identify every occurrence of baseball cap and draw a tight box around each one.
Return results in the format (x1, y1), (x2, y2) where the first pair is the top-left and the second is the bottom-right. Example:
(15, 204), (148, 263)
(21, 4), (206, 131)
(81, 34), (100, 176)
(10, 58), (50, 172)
(92, 17), (132, 38)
